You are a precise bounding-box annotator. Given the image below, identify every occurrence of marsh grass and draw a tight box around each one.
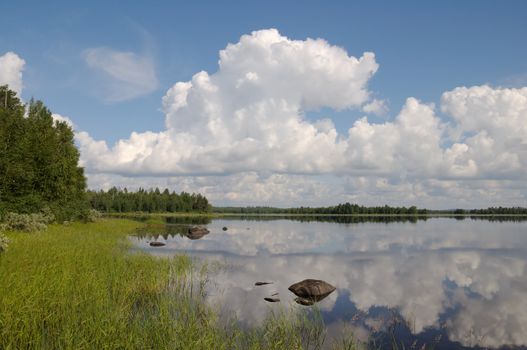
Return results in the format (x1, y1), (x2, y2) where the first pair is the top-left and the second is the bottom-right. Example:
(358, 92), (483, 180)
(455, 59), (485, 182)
(0, 219), (331, 349)
(0, 219), (232, 349)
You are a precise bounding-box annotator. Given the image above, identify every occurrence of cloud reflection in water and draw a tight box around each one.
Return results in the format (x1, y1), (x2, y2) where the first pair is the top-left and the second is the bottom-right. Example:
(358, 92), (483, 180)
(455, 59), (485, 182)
(135, 218), (527, 348)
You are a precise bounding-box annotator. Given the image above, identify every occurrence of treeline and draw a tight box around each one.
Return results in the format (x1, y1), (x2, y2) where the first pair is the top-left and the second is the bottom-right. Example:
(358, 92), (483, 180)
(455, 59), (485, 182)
(214, 204), (527, 216)
(448, 207), (527, 215)
(87, 187), (211, 213)
(0, 86), (87, 221)
(213, 203), (428, 215)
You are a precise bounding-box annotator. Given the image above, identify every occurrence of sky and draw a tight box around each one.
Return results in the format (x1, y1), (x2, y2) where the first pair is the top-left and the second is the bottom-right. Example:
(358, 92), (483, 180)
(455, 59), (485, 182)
(1, 1), (527, 208)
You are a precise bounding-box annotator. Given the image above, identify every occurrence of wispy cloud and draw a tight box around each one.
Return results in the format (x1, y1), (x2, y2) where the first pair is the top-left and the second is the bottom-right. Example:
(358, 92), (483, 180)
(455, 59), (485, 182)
(362, 98), (388, 116)
(83, 47), (158, 102)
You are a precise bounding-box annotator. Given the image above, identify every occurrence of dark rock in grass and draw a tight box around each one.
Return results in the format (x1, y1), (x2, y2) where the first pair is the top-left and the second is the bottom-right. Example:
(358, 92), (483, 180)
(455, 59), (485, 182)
(264, 297), (280, 303)
(222, 226), (228, 231)
(255, 281), (273, 286)
(186, 226), (210, 240)
(295, 297), (315, 306)
(288, 279), (335, 302)
(149, 241), (166, 247)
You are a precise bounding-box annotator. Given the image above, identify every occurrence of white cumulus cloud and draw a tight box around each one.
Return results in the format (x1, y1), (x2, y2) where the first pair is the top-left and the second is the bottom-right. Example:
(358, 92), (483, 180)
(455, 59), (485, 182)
(71, 29), (527, 206)
(0, 52), (25, 95)
(83, 47), (158, 101)
(77, 29), (380, 175)
(441, 85), (527, 179)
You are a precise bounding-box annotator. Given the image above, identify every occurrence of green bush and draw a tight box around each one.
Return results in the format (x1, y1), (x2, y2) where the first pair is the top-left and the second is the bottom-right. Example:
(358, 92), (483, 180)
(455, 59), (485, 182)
(85, 209), (102, 222)
(0, 233), (8, 253)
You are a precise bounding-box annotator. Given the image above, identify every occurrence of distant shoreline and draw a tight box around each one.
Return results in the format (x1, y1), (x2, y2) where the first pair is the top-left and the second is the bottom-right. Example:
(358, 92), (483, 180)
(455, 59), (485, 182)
(106, 212), (527, 218)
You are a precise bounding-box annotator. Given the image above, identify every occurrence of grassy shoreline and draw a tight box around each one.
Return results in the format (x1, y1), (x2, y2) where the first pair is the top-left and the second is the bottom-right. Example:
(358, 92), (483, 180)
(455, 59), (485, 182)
(0, 219), (229, 349)
(0, 218), (340, 350)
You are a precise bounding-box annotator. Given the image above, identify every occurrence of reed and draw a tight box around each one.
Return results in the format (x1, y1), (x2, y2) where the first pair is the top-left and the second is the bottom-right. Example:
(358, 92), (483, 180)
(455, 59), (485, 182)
(0, 219), (331, 349)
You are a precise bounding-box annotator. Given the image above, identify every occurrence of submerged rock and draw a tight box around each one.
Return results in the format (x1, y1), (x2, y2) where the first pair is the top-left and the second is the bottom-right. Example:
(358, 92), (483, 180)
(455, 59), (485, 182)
(295, 297), (315, 306)
(264, 297), (280, 303)
(186, 226), (210, 240)
(255, 281), (273, 286)
(288, 279), (336, 302)
(149, 241), (166, 247)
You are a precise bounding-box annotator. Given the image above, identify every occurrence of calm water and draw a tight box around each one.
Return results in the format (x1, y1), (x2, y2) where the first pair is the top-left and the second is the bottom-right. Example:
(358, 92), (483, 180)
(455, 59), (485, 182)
(133, 216), (527, 349)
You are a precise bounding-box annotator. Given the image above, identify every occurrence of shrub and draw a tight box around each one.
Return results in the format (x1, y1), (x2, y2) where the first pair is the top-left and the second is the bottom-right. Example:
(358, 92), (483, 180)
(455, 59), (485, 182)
(84, 209), (102, 223)
(38, 207), (56, 224)
(0, 233), (8, 253)
(0, 212), (49, 232)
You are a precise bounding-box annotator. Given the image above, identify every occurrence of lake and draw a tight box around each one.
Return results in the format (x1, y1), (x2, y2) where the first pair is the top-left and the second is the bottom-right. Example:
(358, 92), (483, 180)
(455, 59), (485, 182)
(133, 216), (527, 349)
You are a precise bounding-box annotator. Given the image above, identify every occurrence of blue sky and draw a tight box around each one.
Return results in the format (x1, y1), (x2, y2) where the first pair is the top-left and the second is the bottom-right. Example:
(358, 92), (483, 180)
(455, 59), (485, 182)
(3, 1), (526, 141)
(1, 1), (527, 207)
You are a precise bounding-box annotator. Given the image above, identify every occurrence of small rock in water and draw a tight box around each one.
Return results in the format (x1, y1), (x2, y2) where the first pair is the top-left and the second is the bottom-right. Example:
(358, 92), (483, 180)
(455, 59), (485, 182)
(288, 279), (336, 302)
(149, 241), (166, 247)
(295, 297), (315, 306)
(255, 281), (273, 286)
(271, 292), (279, 296)
(264, 297), (280, 303)
(186, 226), (210, 240)
(222, 226), (228, 231)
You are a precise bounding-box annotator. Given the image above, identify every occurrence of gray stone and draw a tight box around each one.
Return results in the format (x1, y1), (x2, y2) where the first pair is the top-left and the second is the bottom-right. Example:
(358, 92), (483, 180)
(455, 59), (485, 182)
(288, 279), (336, 302)
(295, 297), (315, 306)
(255, 281), (273, 286)
(186, 226), (210, 240)
(264, 297), (280, 303)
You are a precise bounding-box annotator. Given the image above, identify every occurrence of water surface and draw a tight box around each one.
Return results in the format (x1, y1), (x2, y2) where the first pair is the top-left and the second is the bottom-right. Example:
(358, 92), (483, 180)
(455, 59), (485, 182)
(133, 216), (527, 349)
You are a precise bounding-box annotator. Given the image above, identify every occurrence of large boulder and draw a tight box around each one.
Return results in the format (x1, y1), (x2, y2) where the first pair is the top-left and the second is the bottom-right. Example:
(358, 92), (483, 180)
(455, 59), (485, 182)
(186, 226), (210, 240)
(288, 279), (336, 302)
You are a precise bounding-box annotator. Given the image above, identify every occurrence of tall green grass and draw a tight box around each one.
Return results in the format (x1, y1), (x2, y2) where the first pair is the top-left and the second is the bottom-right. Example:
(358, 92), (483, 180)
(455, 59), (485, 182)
(0, 220), (224, 349)
(0, 219), (338, 349)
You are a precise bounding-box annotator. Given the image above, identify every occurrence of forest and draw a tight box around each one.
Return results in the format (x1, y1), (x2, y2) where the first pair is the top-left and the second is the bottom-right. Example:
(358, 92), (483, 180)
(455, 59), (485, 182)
(0, 86), (87, 221)
(87, 187), (211, 213)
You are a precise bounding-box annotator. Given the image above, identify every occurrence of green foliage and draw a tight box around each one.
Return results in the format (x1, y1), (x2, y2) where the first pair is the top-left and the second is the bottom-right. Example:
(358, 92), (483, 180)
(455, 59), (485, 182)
(0, 233), (8, 253)
(0, 85), (87, 221)
(88, 187), (211, 213)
